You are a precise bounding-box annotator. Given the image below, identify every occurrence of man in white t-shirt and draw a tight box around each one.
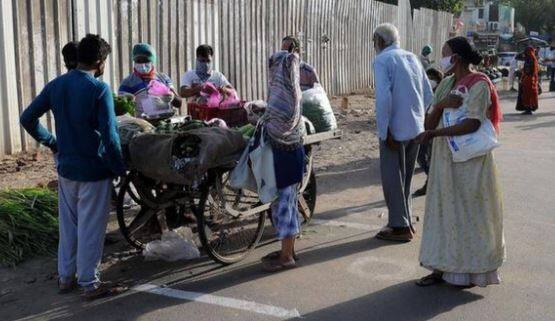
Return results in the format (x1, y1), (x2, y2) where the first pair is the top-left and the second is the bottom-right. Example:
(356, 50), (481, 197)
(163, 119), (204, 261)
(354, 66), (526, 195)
(179, 45), (234, 99)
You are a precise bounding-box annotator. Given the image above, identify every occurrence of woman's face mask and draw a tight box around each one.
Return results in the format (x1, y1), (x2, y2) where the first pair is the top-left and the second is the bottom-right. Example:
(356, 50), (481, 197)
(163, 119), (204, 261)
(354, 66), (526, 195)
(196, 59), (213, 74)
(134, 62), (153, 74)
(440, 55), (456, 74)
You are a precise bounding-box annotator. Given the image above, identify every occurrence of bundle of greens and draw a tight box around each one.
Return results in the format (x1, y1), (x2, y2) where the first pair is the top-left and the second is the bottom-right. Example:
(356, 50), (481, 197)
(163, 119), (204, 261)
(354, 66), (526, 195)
(114, 94), (136, 116)
(0, 188), (59, 267)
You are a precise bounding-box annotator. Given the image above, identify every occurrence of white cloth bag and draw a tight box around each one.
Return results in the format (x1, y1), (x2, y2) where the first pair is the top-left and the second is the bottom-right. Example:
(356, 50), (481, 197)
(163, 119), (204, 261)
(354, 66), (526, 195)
(443, 89), (500, 163)
(229, 126), (278, 204)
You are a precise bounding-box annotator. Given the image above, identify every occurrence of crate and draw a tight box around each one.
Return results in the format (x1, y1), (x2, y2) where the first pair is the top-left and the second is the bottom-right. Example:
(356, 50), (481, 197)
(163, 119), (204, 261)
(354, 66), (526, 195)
(188, 102), (248, 128)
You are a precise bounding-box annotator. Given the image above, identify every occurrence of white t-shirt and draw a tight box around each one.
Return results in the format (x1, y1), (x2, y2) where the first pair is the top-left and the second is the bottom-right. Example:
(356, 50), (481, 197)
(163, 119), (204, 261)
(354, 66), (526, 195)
(180, 70), (231, 88)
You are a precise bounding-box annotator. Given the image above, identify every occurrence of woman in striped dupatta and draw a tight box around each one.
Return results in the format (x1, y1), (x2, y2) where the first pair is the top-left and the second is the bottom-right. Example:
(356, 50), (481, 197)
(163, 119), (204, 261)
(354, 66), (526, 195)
(261, 44), (306, 273)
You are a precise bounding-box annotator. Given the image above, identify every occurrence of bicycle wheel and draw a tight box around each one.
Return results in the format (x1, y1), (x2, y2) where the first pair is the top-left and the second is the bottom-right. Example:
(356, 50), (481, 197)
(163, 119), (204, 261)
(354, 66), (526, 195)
(196, 171), (266, 265)
(299, 167), (317, 224)
(116, 173), (165, 249)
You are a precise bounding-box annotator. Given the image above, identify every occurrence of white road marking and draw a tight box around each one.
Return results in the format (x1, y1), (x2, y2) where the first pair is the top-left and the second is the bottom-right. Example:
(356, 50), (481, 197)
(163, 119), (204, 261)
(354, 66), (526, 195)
(311, 219), (381, 231)
(133, 284), (301, 318)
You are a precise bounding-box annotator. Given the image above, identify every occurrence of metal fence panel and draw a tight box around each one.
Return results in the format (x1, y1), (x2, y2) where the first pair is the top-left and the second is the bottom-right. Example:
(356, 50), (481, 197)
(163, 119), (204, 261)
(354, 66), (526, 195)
(1, 0), (453, 155)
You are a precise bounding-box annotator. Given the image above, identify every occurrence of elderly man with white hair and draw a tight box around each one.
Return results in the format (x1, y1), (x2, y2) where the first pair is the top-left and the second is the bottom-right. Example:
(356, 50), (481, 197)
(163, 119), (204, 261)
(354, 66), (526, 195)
(372, 23), (433, 242)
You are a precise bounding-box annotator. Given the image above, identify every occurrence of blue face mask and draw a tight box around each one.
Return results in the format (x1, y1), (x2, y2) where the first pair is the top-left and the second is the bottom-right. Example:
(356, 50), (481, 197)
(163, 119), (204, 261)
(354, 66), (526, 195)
(134, 62), (153, 74)
(196, 59), (212, 79)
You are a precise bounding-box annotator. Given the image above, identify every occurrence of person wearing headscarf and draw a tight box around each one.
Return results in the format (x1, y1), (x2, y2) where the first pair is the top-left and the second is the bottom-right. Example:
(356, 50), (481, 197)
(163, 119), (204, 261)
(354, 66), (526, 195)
(260, 48), (305, 273)
(281, 35), (320, 91)
(515, 46), (539, 115)
(420, 44), (434, 70)
(179, 45), (234, 100)
(118, 43), (182, 117)
(415, 36), (505, 288)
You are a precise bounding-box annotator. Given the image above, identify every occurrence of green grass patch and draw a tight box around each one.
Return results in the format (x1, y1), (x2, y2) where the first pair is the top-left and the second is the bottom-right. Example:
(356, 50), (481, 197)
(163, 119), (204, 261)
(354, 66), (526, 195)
(0, 188), (58, 267)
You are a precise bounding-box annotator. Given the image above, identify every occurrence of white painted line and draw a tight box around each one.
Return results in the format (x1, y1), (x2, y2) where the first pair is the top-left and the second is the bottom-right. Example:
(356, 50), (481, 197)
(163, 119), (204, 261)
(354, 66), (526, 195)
(133, 284), (301, 319)
(311, 219), (381, 231)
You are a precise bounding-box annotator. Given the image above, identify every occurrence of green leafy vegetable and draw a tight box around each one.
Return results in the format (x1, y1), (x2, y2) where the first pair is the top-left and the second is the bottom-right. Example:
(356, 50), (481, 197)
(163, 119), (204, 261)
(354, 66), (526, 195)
(114, 94), (136, 116)
(0, 188), (59, 267)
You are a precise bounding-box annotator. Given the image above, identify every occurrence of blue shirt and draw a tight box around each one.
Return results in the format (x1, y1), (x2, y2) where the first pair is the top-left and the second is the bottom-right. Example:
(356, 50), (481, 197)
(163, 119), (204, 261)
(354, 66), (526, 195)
(373, 44), (434, 141)
(20, 69), (125, 182)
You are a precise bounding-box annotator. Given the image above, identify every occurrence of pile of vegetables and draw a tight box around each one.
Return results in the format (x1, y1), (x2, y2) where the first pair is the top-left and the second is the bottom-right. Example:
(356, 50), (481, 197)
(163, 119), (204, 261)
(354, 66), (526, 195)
(0, 188), (59, 267)
(114, 94), (136, 116)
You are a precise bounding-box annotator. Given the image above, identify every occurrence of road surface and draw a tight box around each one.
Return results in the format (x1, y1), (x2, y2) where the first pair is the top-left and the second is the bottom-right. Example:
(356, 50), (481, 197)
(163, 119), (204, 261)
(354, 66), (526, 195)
(3, 90), (555, 321)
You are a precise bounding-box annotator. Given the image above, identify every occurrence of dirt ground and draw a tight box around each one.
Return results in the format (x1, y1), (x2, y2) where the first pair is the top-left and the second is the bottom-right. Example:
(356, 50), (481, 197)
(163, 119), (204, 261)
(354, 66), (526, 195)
(0, 93), (378, 306)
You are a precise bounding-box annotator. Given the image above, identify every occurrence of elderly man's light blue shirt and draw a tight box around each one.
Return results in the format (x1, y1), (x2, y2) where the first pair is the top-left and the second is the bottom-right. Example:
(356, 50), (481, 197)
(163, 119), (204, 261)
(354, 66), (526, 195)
(373, 44), (434, 141)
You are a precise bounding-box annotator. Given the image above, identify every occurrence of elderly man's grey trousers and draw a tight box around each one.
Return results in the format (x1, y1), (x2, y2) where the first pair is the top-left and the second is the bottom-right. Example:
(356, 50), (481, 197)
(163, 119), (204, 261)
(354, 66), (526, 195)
(379, 139), (419, 228)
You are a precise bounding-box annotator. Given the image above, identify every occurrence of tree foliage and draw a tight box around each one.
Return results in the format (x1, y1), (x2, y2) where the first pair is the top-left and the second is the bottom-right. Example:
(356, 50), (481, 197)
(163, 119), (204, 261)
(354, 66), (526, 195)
(379, 0), (465, 13)
(500, 0), (555, 35)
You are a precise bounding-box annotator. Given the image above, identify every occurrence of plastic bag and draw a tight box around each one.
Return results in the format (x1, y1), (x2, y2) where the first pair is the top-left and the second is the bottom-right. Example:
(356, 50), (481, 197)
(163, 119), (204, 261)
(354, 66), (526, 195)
(200, 82), (241, 109)
(148, 80), (172, 96)
(301, 84), (337, 133)
(443, 87), (500, 163)
(143, 229), (200, 262)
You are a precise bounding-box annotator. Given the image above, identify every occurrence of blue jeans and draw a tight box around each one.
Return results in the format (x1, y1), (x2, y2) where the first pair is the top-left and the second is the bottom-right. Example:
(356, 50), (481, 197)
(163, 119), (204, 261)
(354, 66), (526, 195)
(57, 177), (112, 289)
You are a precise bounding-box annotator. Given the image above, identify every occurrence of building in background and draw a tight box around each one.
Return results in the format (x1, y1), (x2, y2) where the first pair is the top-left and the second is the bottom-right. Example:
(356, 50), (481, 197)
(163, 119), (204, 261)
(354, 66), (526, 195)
(460, 0), (515, 52)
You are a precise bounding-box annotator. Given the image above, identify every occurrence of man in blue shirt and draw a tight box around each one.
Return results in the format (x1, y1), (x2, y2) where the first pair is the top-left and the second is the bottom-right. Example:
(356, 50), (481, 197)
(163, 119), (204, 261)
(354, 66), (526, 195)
(20, 34), (125, 300)
(372, 23), (434, 242)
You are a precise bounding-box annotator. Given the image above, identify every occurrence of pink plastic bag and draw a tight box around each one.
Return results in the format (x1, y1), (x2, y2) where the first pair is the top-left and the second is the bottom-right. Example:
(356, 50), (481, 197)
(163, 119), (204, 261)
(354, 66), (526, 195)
(200, 83), (222, 108)
(200, 82), (240, 108)
(148, 80), (172, 96)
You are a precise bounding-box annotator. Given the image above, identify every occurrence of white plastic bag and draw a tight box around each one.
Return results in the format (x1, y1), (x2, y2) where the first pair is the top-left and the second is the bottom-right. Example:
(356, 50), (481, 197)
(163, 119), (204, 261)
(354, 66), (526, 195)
(143, 229), (200, 262)
(443, 88), (500, 163)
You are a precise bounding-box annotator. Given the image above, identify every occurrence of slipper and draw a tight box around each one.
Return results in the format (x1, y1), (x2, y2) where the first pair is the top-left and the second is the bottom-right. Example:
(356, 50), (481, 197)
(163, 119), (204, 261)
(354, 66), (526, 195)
(262, 258), (297, 273)
(261, 251), (299, 262)
(415, 273), (444, 287)
(375, 229), (413, 242)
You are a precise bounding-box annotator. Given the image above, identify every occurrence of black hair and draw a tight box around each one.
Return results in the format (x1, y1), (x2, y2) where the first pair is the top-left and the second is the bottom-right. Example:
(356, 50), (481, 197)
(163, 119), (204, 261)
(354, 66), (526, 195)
(282, 35), (300, 53)
(77, 34), (111, 65)
(196, 44), (214, 58)
(426, 67), (444, 82)
(62, 41), (78, 65)
(446, 36), (482, 65)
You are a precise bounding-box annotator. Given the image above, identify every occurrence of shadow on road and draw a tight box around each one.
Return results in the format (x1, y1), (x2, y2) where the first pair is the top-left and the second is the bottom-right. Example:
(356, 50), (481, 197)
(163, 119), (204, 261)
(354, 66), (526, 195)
(286, 280), (484, 321)
(502, 111), (555, 123)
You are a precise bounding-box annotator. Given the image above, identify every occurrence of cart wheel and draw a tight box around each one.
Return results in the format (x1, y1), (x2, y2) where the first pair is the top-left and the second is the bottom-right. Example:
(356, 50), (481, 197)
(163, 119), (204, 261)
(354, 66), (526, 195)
(196, 171), (266, 265)
(116, 173), (163, 250)
(299, 168), (317, 224)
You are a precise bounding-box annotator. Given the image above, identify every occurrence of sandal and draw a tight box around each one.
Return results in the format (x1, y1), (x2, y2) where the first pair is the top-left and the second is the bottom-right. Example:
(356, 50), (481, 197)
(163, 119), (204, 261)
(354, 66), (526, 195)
(261, 251), (299, 262)
(262, 258), (297, 273)
(416, 273), (444, 287)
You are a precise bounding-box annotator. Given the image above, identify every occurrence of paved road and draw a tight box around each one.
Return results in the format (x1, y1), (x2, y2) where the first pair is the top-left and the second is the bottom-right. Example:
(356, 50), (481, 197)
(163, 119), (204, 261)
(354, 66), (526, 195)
(4, 91), (555, 321)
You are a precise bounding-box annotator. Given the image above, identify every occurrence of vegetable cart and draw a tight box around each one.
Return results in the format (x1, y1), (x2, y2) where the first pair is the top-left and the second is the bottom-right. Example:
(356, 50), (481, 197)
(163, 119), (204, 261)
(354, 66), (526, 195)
(115, 122), (342, 265)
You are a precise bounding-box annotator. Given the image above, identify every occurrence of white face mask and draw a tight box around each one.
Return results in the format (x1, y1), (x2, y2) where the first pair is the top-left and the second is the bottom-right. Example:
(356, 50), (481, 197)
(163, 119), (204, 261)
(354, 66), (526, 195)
(134, 62), (153, 74)
(429, 80), (438, 89)
(440, 55), (455, 73)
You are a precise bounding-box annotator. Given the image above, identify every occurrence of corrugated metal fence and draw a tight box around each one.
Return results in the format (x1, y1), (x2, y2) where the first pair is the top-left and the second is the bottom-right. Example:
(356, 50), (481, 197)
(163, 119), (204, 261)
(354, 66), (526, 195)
(0, 0), (452, 156)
